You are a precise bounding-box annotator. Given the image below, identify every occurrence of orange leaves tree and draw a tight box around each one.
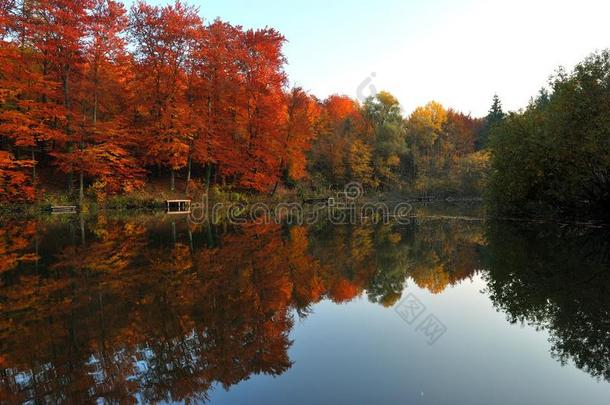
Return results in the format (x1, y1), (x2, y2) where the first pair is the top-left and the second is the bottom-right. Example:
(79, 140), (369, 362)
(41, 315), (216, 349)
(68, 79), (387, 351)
(0, 151), (34, 202)
(184, 20), (240, 192)
(32, 0), (92, 192)
(128, 0), (201, 191)
(274, 87), (319, 191)
(128, 6), (300, 193)
(77, 0), (146, 197)
(308, 95), (366, 187)
(235, 28), (287, 191)
(1, 0), (322, 200)
(0, 1), (69, 191)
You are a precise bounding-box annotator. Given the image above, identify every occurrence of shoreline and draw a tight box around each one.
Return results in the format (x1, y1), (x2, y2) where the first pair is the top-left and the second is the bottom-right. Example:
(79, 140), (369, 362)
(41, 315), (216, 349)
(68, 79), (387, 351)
(1, 196), (606, 229)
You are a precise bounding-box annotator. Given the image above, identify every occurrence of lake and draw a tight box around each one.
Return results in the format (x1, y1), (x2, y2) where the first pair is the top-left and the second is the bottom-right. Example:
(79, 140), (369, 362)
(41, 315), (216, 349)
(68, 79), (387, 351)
(0, 205), (609, 404)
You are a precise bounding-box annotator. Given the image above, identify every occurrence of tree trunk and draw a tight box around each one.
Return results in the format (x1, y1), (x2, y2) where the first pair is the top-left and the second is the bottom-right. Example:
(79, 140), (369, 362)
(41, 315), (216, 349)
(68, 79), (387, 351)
(171, 169), (175, 191)
(205, 164), (212, 194)
(270, 158), (283, 197)
(187, 220), (194, 252)
(63, 67), (73, 194)
(34, 232), (39, 274)
(271, 180), (279, 196)
(206, 224), (214, 247)
(93, 76), (98, 127)
(31, 149), (36, 184)
(80, 215), (86, 245)
(79, 170), (84, 206)
(185, 154), (192, 193)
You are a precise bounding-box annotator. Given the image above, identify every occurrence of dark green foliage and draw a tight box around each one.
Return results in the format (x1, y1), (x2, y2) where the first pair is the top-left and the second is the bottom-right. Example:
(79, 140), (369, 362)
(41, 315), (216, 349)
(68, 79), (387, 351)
(476, 94), (505, 149)
(488, 50), (610, 221)
(483, 221), (610, 380)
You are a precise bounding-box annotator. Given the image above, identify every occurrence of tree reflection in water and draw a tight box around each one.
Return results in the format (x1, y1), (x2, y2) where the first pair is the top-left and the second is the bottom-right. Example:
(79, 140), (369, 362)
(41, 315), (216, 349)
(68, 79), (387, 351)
(0, 214), (607, 402)
(483, 221), (610, 382)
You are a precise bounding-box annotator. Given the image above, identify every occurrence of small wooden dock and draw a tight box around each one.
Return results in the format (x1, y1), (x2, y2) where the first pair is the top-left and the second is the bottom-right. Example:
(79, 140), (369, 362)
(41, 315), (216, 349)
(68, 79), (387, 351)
(303, 197), (329, 204)
(166, 200), (191, 214)
(51, 205), (77, 214)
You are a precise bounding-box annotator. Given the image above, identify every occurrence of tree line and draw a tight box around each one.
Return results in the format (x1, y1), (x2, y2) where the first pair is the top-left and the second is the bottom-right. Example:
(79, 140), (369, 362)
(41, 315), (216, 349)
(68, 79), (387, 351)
(0, 0), (490, 204)
(308, 93), (490, 196)
(3, 0), (606, 221)
(488, 50), (610, 221)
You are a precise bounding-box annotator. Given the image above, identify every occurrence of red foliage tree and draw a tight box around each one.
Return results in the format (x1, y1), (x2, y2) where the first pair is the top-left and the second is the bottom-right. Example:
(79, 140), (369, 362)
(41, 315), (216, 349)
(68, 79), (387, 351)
(0, 151), (34, 202)
(1, 0), (317, 200)
(236, 28), (287, 191)
(189, 20), (243, 191)
(129, 0), (201, 191)
(271, 87), (319, 193)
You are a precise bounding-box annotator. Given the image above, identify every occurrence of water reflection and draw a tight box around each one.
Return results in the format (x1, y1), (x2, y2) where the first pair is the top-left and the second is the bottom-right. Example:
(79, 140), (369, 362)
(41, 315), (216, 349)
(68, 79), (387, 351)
(483, 222), (610, 382)
(0, 213), (608, 403)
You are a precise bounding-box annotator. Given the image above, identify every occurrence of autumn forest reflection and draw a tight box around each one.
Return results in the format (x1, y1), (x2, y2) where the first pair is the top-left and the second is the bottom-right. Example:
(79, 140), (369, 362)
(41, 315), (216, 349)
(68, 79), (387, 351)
(0, 213), (609, 403)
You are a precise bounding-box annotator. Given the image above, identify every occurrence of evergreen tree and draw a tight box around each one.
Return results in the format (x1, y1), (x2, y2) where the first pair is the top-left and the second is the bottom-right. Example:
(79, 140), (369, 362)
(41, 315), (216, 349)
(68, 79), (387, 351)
(476, 94), (505, 149)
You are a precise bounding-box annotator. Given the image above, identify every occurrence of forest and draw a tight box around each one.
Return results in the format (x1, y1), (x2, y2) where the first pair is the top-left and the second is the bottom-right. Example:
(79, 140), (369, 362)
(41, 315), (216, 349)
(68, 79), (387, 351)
(0, 0), (608, 221)
(488, 51), (610, 220)
(0, 0), (489, 203)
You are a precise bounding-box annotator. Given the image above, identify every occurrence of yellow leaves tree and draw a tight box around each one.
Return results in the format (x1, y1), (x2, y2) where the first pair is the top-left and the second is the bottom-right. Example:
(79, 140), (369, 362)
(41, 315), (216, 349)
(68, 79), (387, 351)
(407, 101), (448, 151)
(456, 150), (491, 195)
(348, 139), (377, 188)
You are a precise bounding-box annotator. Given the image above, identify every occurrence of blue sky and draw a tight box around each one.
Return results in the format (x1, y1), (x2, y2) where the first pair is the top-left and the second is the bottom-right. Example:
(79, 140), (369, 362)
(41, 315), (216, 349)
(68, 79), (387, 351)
(127, 0), (610, 116)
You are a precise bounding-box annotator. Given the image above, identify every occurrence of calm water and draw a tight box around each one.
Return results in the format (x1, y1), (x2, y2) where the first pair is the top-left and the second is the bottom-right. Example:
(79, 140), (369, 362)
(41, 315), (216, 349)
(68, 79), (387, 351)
(0, 207), (609, 404)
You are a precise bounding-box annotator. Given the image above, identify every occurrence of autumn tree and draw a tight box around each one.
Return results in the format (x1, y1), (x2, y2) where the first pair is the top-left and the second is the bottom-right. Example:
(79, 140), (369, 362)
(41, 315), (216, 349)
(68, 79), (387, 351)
(129, 0), (201, 191)
(189, 20), (243, 192)
(273, 87), (319, 192)
(348, 139), (375, 188)
(444, 109), (484, 156)
(309, 95), (364, 188)
(34, 0), (93, 192)
(405, 101), (448, 192)
(406, 101), (489, 195)
(77, 0), (144, 198)
(236, 28), (287, 191)
(362, 91), (407, 189)
(0, 0), (69, 194)
(50, 0), (146, 203)
(0, 150), (34, 202)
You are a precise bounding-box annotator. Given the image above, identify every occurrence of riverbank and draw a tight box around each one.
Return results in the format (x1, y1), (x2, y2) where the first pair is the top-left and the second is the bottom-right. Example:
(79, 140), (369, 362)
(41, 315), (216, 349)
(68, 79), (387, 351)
(1, 190), (487, 215)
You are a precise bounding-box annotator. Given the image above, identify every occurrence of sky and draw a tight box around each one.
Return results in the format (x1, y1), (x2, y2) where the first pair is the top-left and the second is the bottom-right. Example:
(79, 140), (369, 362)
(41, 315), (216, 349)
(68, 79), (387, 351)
(130, 0), (610, 117)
